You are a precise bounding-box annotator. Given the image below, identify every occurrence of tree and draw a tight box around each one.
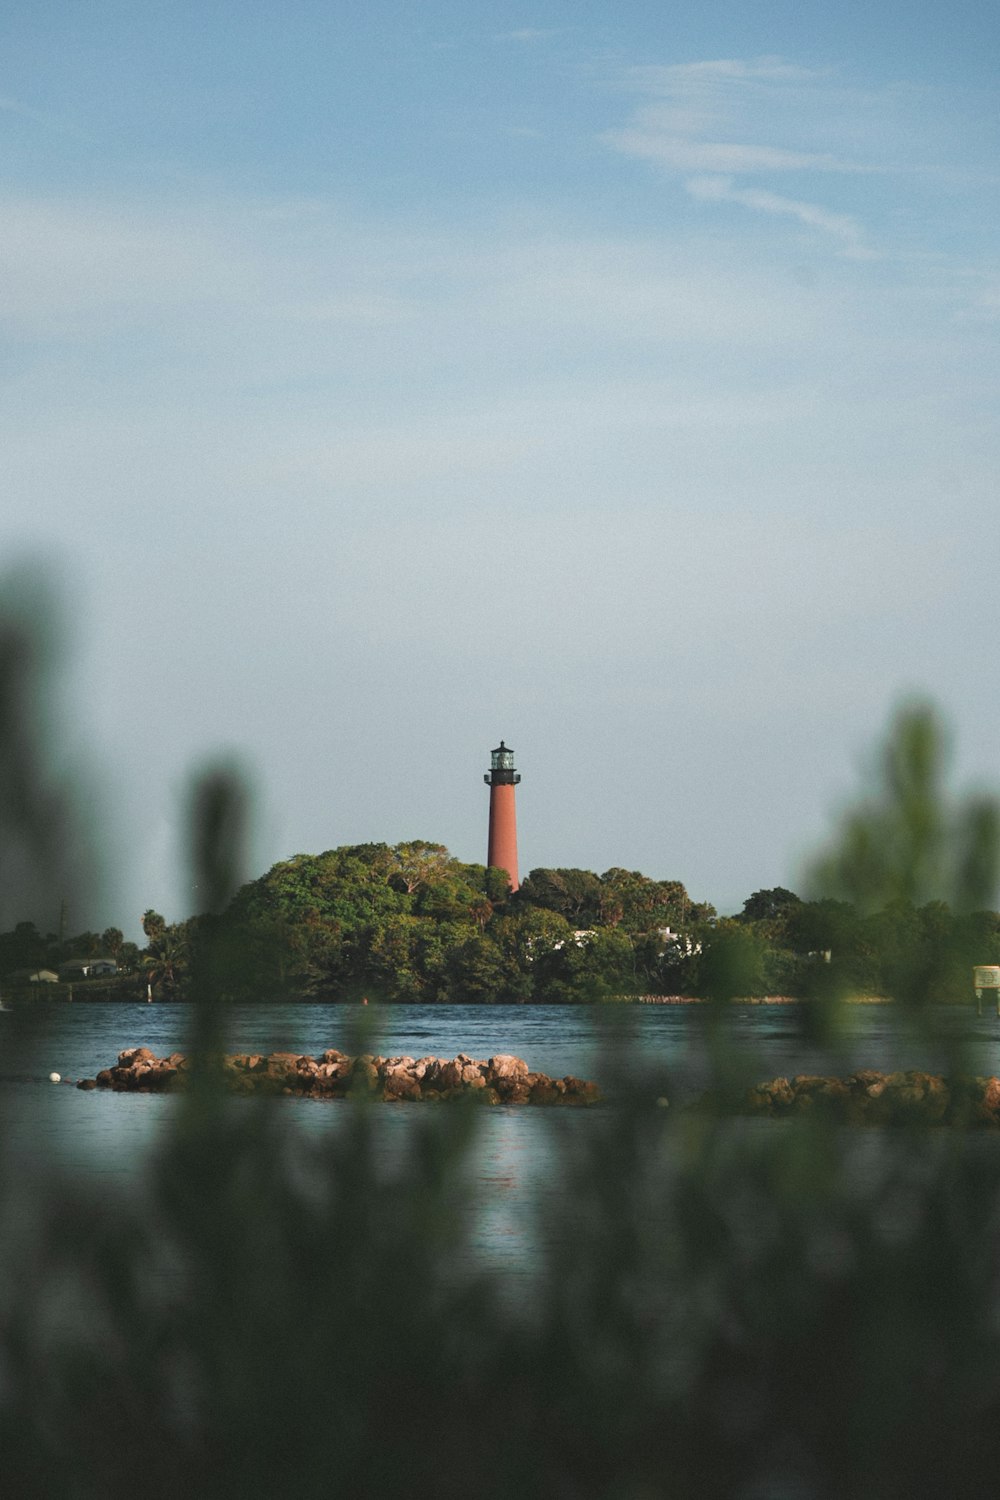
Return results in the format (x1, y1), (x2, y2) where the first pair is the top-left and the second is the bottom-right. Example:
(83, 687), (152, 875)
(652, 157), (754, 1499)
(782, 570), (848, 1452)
(117, 940), (141, 974)
(597, 868), (700, 933)
(0, 919), (47, 975)
(482, 866), (514, 903)
(527, 924), (636, 1003)
(516, 868), (604, 926)
(694, 919), (770, 1002)
(141, 909), (166, 945)
(737, 887), (801, 925)
(364, 915), (426, 1002)
(64, 929), (102, 959)
(141, 916), (190, 997)
(785, 898), (857, 956)
(101, 926), (124, 959)
(443, 933), (530, 1005)
(387, 841), (452, 895)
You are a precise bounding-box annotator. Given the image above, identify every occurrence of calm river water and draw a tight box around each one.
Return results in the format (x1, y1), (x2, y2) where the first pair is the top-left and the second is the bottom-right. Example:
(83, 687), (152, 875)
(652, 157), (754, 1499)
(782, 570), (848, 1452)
(3, 1000), (1000, 1276)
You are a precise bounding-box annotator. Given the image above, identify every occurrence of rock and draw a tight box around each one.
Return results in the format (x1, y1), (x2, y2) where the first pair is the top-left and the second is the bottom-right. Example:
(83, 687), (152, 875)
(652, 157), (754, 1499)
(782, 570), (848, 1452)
(766, 1078), (795, 1111)
(383, 1065), (422, 1101)
(880, 1071), (949, 1125)
(79, 1047), (600, 1106)
(814, 1078), (850, 1107)
(506, 1082), (533, 1104)
(118, 1047), (158, 1070)
(486, 1055), (531, 1099)
(565, 1077), (601, 1105)
(436, 1060), (464, 1091)
(76, 1078), (97, 1091)
(528, 1080), (560, 1105)
(316, 1060), (351, 1084)
(142, 1066), (178, 1093)
(791, 1074), (828, 1094)
(489, 1054), (528, 1080)
(703, 1070), (1000, 1127)
(291, 1056), (321, 1087)
(227, 1054), (267, 1074)
(257, 1054), (299, 1088)
(349, 1056), (380, 1095)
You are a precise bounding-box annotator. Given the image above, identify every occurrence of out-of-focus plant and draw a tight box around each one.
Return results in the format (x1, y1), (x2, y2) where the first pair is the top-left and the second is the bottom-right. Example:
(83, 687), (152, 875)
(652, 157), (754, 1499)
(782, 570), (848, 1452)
(804, 702), (1000, 1057)
(810, 701), (1000, 919)
(0, 565), (97, 933)
(6, 582), (1000, 1497)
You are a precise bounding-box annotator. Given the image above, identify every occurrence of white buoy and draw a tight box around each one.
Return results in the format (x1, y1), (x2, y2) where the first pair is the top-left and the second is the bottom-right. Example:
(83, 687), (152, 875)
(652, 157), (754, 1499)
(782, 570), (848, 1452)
(49, 1072), (61, 1084)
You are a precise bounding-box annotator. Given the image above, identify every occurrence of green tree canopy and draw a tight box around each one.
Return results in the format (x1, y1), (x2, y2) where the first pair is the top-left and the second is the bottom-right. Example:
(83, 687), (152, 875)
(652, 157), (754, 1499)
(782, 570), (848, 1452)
(738, 887), (802, 925)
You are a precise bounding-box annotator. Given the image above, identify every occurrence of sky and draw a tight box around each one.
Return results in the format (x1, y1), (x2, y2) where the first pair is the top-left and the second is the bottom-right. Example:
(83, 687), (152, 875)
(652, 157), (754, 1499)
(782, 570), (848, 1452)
(1, 1), (998, 935)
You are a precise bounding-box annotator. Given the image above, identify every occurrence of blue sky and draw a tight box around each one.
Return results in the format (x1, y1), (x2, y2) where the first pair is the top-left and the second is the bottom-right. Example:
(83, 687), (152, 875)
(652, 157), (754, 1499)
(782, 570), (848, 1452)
(1, 2), (998, 933)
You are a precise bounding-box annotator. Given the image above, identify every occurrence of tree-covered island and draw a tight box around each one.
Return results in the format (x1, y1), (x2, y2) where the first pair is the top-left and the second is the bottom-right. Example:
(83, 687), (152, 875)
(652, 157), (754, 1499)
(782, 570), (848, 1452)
(4, 840), (999, 1004)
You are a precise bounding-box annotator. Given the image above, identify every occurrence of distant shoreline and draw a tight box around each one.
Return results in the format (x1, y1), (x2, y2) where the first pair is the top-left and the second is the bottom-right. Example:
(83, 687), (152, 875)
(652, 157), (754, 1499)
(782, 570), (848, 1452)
(628, 994), (893, 1005)
(0, 985), (897, 1007)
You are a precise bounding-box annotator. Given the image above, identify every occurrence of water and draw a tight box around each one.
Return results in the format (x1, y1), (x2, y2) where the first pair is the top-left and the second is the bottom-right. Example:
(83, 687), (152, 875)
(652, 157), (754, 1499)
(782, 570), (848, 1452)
(8, 997), (1000, 1091)
(4, 1000), (1000, 1278)
(5, 999), (1000, 1166)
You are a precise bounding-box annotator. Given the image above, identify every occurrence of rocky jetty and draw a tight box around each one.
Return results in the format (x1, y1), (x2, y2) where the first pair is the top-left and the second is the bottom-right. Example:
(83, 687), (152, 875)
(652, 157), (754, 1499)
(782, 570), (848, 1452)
(705, 1069), (1000, 1127)
(76, 1047), (601, 1105)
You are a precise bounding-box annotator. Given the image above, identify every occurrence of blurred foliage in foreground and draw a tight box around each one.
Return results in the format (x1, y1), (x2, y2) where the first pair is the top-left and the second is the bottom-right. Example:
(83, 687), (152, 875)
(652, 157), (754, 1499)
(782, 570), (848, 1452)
(5, 577), (1000, 1497)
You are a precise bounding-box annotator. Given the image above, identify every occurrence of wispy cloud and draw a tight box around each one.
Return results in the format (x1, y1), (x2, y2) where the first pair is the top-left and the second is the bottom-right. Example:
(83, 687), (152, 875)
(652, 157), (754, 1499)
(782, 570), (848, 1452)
(603, 55), (881, 256)
(607, 128), (848, 176)
(634, 58), (820, 83)
(686, 175), (874, 258)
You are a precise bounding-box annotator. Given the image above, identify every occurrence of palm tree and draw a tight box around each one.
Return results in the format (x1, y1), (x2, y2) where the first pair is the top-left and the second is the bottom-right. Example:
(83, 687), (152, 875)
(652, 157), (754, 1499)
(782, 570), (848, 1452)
(141, 917), (189, 998)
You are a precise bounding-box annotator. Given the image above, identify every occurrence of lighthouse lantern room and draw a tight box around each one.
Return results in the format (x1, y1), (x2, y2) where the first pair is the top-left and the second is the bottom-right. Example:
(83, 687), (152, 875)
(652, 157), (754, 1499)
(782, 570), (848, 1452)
(484, 740), (521, 891)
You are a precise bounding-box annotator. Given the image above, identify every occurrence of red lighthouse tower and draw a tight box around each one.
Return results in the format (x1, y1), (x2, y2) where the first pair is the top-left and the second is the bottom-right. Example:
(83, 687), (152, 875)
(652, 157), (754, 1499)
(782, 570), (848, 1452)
(484, 741), (520, 892)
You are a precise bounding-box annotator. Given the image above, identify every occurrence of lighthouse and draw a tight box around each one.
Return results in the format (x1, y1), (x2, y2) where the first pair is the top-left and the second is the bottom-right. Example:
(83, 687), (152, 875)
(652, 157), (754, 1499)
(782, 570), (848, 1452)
(484, 740), (520, 892)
